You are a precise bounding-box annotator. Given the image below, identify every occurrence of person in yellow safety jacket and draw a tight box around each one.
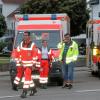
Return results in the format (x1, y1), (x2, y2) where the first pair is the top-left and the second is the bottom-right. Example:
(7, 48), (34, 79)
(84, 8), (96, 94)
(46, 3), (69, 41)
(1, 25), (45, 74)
(58, 33), (79, 89)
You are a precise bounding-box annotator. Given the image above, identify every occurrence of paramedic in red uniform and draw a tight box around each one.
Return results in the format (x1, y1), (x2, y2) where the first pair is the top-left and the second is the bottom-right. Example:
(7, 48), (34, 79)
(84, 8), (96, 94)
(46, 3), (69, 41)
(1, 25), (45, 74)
(12, 47), (22, 91)
(39, 40), (54, 89)
(13, 31), (40, 98)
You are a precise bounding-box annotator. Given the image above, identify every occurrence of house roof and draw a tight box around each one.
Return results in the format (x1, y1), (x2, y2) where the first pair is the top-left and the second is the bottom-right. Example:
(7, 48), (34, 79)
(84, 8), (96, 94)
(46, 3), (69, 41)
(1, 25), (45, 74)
(2, 0), (28, 4)
(7, 8), (20, 18)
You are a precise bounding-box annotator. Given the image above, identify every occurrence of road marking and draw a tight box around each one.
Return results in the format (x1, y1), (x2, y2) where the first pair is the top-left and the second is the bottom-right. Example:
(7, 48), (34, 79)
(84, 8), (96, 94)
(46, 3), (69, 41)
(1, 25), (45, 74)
(0, 95), (20, 99)
(1, 89), (100, 99)
(0, 93), (35, 99)
(76, 89), (100, 93)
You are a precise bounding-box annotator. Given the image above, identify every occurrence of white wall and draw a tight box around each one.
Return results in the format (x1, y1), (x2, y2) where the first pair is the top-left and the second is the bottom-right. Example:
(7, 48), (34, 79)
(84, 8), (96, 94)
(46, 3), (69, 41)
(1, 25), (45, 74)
(1, 2), (20, 31)
(0, 0), (21, 34)
(7, 17), (15, 30)
(90, 0), (100, 19)
(0, 0), (3, 4)
(89, 0), (100, 45)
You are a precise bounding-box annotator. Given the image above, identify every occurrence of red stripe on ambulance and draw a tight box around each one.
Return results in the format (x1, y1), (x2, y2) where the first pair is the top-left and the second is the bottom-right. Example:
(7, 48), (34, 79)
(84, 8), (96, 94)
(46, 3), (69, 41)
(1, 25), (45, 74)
(16, 24), (61, 30)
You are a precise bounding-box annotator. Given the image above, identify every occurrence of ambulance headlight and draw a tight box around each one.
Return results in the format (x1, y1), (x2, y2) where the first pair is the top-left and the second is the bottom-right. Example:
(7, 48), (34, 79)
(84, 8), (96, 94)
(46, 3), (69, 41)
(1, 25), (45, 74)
(93, 47), (98, 56)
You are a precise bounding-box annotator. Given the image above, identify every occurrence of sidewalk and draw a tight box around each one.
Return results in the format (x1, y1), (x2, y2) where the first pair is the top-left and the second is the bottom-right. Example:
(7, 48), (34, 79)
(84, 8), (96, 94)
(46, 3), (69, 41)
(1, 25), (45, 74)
(75, 66), (90, 71)
(0, 66), (90, 76)
(0, 71), (9, 76)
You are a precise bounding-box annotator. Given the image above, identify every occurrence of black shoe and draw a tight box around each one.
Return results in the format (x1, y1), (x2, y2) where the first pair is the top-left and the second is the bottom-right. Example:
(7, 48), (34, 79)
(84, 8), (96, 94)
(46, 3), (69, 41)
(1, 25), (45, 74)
(40, 84), (43, 89)
(30, 87), (37, 96)
(40, 84), (47, 89)
(68, 84), (73, 89)
(20, 90), (27, 98)
(41, 84), (47, 89)
(62, 84), (68, 88)
(12, 84), (18, 91)
(43, 84), (47, 89)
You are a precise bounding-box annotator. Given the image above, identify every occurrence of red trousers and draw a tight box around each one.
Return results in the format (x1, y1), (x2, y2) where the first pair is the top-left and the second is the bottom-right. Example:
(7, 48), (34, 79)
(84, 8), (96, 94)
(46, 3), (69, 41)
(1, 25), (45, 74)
(39, 60), (49, 84)
(14, 66), (35, 89)
(14, 66), (23, 85)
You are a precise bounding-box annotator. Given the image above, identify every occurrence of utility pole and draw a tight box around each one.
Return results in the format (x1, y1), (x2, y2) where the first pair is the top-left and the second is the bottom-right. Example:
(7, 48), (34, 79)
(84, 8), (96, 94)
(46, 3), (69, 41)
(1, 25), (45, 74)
(90, 4), (94, 48)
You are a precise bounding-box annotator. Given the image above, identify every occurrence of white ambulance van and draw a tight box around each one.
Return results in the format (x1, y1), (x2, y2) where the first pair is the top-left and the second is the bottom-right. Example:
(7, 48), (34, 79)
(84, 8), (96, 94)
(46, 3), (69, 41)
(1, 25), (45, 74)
(9, 14), (70, 86)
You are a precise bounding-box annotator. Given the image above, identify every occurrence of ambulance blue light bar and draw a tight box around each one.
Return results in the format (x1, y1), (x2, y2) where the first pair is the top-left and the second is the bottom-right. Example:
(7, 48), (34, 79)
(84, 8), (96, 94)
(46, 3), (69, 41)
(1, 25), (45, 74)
(23, 15), (28, 20)
(51, 14), (57, 20)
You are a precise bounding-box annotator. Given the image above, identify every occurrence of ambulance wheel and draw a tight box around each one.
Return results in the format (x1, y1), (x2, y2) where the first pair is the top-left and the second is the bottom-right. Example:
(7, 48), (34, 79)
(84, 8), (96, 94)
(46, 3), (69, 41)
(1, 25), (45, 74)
(10, 75), (15, 88)
(91, 71), (95, 75)
(91, 71), (98, 76)
(9, 69), (16, 88)
(97, 63), (100, 77)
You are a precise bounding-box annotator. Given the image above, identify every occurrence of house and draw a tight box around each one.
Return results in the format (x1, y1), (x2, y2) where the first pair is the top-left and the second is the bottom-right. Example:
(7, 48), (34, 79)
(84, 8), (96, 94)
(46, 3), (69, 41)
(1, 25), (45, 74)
(89, 0), (100, 19)
(0, 0), (27, 35)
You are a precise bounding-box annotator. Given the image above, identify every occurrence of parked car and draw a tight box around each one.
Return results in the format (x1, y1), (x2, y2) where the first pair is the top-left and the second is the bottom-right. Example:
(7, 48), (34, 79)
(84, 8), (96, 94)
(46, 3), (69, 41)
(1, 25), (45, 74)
(1, 36), (13, 55)
(2, 46), (11, 55)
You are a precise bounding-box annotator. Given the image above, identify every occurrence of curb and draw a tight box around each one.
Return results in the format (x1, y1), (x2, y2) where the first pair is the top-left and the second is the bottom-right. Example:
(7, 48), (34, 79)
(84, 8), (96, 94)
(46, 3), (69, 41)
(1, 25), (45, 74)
(75, 66), (90, 72)
(0, 63), (9, 72)
(0, 71), (9, 76)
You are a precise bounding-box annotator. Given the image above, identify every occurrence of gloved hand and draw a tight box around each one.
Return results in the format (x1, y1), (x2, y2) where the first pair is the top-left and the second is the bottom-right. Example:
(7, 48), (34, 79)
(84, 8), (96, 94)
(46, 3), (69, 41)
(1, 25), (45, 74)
(49, 62), (52, 68)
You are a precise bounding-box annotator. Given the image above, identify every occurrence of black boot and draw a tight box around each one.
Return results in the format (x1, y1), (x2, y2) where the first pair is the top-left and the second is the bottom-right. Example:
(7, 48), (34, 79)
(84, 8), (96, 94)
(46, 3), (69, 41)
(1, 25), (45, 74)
(62, 84), (68, 88)
(40, 84), (44, 89)
(68, 84), (73, 89)
(20, 89), (27, 98)
(42, 84), (47, 89)
(12, 84), (18, 91)
(30, 87), (37, 96)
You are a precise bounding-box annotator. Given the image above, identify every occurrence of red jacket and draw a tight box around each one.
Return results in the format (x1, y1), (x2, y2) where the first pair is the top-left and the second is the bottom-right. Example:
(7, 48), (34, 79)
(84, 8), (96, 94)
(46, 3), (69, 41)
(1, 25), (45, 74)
(11, 47), (21, 66)
(15, 41), (39, 67)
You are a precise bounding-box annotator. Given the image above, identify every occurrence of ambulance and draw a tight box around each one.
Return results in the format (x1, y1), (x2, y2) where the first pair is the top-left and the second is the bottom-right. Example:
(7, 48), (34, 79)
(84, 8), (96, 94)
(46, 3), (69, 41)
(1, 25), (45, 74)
(9, 14), (70, 86)
(86, 19), (100, 77)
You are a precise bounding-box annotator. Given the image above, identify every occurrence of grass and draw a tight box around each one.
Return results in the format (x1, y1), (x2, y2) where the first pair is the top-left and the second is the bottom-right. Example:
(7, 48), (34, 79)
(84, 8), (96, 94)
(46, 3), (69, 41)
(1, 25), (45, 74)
(0, 57), (10, 64)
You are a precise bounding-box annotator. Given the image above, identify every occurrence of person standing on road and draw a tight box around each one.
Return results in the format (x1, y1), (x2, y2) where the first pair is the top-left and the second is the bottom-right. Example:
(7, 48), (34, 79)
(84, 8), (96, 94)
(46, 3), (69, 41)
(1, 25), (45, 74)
(13, 31), (40, 98)
(58, 33), (79, 89)
(39, 40), (54, 89)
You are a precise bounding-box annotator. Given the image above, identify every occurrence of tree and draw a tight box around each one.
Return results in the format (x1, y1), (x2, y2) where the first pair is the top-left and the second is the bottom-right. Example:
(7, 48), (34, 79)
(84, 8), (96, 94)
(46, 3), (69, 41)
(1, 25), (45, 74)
(0, 15), (7, 37)
(20, 0), (89, 36)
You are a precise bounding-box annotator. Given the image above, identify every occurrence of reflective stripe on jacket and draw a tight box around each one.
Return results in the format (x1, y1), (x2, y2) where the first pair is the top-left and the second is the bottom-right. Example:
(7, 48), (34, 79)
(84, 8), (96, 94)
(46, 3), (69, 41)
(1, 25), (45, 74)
(15, 41), (39, 67)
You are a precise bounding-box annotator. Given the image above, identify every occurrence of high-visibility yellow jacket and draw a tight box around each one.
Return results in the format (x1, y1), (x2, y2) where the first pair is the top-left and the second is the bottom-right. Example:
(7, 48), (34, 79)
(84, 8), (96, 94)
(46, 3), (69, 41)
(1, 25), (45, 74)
(59, 40), (79, 64)
(57, 42), (64, 49)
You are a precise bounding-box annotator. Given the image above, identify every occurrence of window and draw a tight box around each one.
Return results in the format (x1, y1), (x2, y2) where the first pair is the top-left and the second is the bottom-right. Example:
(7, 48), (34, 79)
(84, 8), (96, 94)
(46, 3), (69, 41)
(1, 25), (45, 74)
(14, 30), (60, 49)
(0, 5), (2, 14)
(90, 0), (99, 5)
(99, 12), (100, 17)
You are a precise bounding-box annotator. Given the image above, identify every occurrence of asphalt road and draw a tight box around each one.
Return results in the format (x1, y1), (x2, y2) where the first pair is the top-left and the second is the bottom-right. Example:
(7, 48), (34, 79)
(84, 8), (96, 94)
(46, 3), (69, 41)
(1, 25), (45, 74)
(0, 69), (100, 100)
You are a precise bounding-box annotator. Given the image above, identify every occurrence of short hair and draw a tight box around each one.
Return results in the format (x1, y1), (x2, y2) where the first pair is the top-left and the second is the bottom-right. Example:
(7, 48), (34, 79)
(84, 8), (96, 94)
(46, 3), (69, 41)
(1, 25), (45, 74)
(24, 31), (30, 36)
(64, 33), (70, 37)
(42, 40), (47, 43)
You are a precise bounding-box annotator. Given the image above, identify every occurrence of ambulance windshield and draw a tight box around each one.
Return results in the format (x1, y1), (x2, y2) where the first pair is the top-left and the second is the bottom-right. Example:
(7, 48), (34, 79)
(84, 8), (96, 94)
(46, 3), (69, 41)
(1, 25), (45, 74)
(14, 30), (60, 49)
